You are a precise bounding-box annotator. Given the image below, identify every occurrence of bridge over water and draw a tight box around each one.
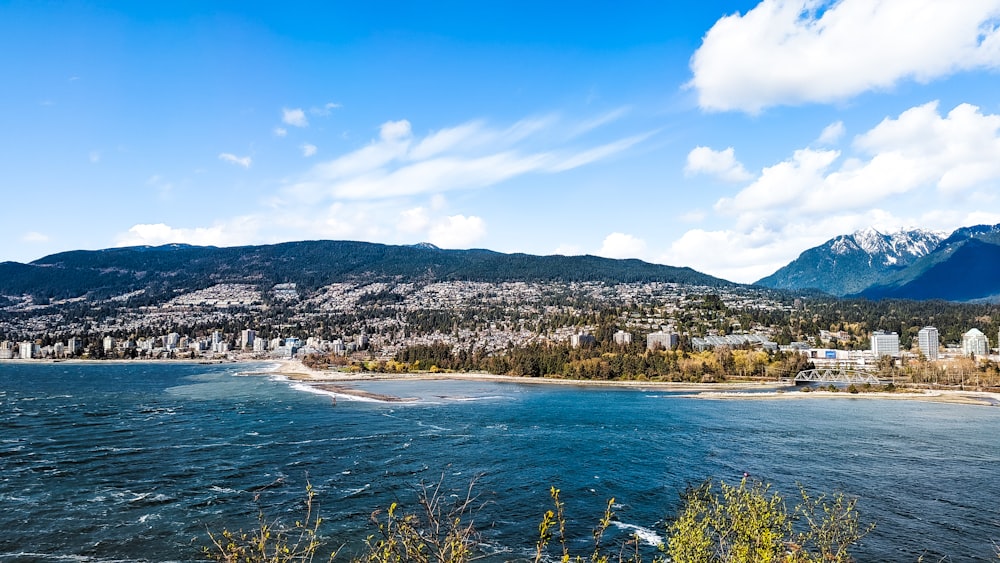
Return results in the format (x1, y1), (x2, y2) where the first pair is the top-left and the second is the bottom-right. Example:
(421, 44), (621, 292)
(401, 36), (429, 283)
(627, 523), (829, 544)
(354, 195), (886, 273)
(793, 368), (883, 385)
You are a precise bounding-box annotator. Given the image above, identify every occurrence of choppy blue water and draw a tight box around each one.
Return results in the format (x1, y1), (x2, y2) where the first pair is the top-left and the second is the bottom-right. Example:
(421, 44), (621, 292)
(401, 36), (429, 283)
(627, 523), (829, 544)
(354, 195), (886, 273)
(1, 363), (999, 562)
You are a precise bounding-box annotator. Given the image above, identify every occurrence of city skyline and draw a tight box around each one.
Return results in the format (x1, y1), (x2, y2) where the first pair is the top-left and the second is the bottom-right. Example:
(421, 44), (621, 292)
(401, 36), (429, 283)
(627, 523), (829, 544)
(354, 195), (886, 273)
(4, 1), (1000, 283)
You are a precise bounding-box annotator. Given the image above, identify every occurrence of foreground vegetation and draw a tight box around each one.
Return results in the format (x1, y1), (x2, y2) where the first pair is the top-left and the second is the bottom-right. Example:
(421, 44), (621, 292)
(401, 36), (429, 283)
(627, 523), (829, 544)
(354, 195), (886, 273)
(204, 477), (889, 563)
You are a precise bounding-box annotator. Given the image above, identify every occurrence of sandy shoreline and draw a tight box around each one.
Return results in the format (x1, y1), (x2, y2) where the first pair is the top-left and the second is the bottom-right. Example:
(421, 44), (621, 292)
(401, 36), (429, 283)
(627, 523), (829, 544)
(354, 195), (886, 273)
(263, 359), (1000, 407)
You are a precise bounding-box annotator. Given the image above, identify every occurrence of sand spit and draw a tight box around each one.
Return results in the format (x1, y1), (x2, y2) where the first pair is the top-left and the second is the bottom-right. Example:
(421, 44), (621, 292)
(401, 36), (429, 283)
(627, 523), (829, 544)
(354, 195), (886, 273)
(262, 360), (1000, 407)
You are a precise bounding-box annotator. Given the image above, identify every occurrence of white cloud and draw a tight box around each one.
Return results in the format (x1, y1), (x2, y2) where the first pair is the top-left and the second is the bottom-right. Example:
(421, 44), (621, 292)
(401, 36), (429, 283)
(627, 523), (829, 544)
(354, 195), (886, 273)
(89, 150), (101, 163)
(684, 146), (753, 182)
(670, 100), (1000, 282)
(597, 232), (647, 259)
(427, 215), (486, 248)
(283, 115), (654, 202)
(274, 127), (288, 137)
(21, 231), (49, 243)
(816, 121), (845, 145)
(715, 148), (840, 219)
(116, 218), (260, 247)
(219, 153), (252, 168)
(301, 143), (318, 157)
(690, 0), (1000, 113)
(854, 101), (1000, 194)
(282, 107), (308, 127)
(397, 206), (430, 233)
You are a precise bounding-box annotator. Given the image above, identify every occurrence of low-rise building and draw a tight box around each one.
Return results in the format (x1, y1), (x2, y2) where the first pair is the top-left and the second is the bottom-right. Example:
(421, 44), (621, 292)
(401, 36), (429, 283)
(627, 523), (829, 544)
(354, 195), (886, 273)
(870, 331), (899, 357)
(647, 331), (678, 351)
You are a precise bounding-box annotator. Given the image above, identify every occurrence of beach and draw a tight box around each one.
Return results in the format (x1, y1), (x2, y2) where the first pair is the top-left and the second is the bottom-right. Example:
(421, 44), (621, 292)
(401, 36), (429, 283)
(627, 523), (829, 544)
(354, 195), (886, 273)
(265, 359), (1000, 407)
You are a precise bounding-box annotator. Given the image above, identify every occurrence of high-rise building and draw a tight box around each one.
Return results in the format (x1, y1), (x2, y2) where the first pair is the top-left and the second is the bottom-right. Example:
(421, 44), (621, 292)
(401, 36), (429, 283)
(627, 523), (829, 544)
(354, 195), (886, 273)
(962, 328), (989, 357)
(19, 341), (36, 359)
(917, 326), (939, 361)
(165, 332), (181, 350)
(240, 329), (256, 350)
(870, 331), (900, 357)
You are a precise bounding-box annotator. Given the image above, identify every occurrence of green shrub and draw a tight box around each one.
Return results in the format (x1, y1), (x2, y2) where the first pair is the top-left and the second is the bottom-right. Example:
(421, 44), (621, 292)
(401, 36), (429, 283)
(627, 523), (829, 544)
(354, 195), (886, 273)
(204, 478), (875, 563)
(666, 477), (873, 563)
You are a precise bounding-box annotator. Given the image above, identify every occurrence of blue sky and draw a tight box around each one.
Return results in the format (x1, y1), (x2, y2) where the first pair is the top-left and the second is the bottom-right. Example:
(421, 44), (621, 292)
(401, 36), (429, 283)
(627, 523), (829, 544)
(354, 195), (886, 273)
(4, 0), (1000, 283)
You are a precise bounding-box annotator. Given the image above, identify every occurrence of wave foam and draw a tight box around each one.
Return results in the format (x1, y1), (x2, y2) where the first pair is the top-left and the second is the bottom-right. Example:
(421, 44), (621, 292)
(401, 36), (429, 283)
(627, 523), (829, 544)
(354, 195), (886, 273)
(612, 521), (663, 547)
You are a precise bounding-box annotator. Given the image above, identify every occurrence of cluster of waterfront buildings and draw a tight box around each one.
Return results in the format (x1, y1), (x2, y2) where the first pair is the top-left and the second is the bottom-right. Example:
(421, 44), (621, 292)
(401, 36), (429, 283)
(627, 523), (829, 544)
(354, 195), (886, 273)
(0, 328), (370, 361)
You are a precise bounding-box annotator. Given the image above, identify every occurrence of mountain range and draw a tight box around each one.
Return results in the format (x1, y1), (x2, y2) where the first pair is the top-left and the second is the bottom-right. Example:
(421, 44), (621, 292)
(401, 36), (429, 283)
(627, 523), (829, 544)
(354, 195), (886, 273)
(756, 224), (1000, 302)
(5, 223), (1000, 307)
(0, 240), (730, 305)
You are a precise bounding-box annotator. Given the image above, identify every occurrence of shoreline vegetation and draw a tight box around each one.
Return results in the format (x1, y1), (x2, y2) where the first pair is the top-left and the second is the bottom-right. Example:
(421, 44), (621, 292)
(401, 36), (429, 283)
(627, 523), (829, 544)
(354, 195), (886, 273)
(265, 359), (1000, 407)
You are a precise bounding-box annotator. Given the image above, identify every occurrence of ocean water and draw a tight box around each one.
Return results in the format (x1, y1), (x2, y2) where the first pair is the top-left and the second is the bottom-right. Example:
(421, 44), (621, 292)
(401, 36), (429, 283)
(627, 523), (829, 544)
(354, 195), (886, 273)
(1, 362), (999, 562)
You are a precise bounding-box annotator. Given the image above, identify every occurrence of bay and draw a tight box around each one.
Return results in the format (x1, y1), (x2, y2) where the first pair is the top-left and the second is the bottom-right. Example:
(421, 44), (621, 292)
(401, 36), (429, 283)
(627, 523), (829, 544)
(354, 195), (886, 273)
(1, 362), (998, 561)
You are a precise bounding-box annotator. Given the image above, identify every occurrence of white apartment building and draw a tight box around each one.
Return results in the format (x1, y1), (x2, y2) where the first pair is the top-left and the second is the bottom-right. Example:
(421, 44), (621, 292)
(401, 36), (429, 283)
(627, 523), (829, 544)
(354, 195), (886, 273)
(917, 326), (939, 361)
(240, 329), (256, 350)
(962, 328), (989, 357)
(19, 341), (36, 359)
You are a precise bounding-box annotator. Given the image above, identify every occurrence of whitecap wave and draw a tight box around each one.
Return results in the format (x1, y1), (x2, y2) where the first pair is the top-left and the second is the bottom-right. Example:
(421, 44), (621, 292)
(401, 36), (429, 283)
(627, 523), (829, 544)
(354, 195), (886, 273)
(287, 382), (387, 403)
(344, 484), (371, 497)
(612, 521), (663, 547)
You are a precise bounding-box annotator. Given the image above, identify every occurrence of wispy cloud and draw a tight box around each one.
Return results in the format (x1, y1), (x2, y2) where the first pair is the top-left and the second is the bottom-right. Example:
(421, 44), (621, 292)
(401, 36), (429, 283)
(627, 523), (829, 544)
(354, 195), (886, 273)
(690, 0), (1000, 113)
(118, 111), (650, 255)
(310, 102), (341, 116)
(283, 114), (655, 202)
(274, 127), (288, 137)
(218, 153), (252, 168)
(21, 231), (49, 243)
(569, 106), (631, 137)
